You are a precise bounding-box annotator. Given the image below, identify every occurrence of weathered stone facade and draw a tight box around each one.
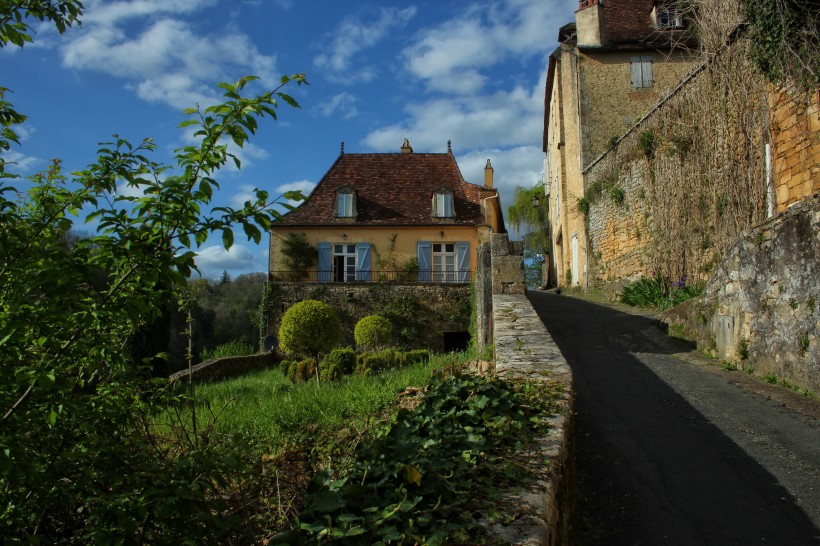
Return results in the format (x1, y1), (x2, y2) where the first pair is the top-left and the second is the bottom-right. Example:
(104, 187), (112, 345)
(659, 195), (820, 393)
(769, 88), (820, 211)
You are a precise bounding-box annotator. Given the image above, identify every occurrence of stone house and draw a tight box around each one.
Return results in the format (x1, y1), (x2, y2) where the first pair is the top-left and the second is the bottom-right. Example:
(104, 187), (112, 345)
(543, 0), (699, 287)
(269, 139), (505, 283)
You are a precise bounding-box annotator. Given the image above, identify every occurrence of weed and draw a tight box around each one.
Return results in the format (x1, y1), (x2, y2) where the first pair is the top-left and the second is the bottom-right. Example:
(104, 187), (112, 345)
(790, 298), (799, 310)
(697, 312), (708, 325)
(755, 231), (765, 248)
(638, 130), (656, 157)
(721, 360), (738, 371)
(610, 186), (626, 204)
(577, 197), (591, 216)
(763, 372), (778, 384)
(668, 323), (688, 340)
(798, 334), (810, 356)
(807, 297), (816, 313)
(736, 338), (749, 361)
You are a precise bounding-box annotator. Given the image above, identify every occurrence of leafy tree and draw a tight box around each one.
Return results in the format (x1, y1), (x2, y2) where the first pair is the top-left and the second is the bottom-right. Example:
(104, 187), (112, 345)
(278, 300), (340, 385)
(281, 232), (317, 277)
(0, 3), (309, 540)
(354, 315), (393, 351)
(507, 182), (550, 288)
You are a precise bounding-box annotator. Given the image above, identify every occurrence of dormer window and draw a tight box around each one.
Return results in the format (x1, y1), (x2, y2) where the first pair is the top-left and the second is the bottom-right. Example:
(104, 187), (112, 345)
(652, 2), (684, 29)
(433, 188), (454, 218)
(335, 186), (356, 218)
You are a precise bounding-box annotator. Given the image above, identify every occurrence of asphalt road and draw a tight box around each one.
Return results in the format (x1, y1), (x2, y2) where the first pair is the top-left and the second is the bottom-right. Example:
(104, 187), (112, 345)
(527, 291), (820, 545)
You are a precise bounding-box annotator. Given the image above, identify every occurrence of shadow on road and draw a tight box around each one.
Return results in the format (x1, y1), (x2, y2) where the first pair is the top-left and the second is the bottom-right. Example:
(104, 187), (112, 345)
(527, 291), (820, 545)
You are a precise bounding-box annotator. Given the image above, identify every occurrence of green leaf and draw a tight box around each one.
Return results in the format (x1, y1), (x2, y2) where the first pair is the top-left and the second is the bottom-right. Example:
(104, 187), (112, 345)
(221, 228), (234, 249)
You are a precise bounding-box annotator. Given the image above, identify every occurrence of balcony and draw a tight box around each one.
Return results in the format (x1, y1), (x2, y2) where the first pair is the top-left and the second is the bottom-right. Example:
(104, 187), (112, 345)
(269, 270), (474, 284)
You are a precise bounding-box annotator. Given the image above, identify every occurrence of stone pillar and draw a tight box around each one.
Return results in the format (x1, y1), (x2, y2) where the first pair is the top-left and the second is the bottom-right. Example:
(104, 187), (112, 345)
(490, 234), (525, 295)
(474, 241), (493, 354)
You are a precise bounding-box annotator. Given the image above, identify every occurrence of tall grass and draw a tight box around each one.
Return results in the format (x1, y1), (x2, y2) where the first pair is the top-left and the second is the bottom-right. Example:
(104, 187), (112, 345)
(190, 354), (452, 453)
(619, 275), (703, 310)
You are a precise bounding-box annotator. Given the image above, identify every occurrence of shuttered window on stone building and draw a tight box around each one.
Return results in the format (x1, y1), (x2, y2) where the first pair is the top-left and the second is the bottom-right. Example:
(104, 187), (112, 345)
(630, 56), (653, 88)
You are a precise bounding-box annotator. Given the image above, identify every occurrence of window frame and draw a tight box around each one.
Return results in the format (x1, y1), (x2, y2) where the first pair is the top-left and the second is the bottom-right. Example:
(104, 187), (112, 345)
(432, 188), (455, 218)
(335, 186), (356, 218)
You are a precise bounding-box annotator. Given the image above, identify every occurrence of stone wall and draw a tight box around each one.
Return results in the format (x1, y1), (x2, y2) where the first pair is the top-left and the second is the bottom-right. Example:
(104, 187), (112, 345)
(659, 195), (820, 393)
(266, 283), (473, 353)
(769, 88), (820, 211)
(168, 352), (278, 384)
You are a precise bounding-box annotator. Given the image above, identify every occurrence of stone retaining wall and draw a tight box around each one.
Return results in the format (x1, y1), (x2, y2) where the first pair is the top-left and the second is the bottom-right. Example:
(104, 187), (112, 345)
(489, 295), (575, 545)
(168, 352), (278, 384)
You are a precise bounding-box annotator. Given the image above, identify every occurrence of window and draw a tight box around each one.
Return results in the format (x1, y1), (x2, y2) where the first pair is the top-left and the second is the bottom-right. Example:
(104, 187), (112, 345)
(658, 9), (683, 28)
(335, 187), (355, 217)
(433, 188), (454, 218)
(333, 243), (357, 282)
(318, 242), (371, 282)
(630, 56), (653, 88)
(432, 243), (457, 283)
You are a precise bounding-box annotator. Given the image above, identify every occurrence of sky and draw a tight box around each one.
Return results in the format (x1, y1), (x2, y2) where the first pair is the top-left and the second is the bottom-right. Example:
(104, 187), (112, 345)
(2, 0), (576, 278)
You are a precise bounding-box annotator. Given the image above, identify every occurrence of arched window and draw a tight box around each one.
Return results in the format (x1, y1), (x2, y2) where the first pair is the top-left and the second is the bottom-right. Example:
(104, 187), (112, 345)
(335, 186), (356, 218)
(432, 188), (454, 218)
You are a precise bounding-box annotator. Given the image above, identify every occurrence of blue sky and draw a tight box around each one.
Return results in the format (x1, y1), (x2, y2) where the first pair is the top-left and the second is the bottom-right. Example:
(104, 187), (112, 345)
(2, 0), (575, 278)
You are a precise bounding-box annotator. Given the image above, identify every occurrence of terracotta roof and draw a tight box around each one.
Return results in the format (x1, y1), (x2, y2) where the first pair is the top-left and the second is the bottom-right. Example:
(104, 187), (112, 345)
(276, 151), (496, 227)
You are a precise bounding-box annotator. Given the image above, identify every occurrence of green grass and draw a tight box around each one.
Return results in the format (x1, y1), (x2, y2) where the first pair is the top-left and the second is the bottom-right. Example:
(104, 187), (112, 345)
(191, 354), (447, 452)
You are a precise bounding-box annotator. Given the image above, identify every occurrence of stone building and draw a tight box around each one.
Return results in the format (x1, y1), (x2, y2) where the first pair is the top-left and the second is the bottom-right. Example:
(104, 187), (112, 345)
(543, 0), (699, 287)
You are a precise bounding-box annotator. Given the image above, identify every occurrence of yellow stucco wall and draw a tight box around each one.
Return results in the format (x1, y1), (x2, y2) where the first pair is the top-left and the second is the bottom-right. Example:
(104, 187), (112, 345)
(269, 225), (484, 278)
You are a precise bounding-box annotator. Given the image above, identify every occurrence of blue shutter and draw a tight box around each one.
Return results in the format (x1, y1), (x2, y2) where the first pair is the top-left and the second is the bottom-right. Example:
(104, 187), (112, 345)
(457, 242), (470, 282)
(417, 241), (431, 282)
(630, 57), (641, 87)
(317, 242), (331, 283)
(356, 243), (371, 282)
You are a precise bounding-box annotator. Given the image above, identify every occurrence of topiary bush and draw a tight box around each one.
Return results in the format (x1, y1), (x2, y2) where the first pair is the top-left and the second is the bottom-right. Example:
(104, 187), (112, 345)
(354, 315), (393, 351)
(320, 347), (357, 382)
(287, 358), (315, 383)
(404, 349), (430, 365)
(279, 300), (340, 385)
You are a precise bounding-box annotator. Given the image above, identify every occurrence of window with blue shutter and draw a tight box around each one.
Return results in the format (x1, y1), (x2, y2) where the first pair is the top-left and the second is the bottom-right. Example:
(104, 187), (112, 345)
(317, 242), (331, 283)
(417, 241), (431, 282)
(630, 56), (653, 88)
(356, 243), (371, 282)
(457, 242), (470, 282)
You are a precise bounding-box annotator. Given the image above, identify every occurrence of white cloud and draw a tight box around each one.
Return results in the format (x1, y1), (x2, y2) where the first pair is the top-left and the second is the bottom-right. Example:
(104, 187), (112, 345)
(3, 150), (41, 173)
(457, 146), (543, 213)
(229, 184), (257, 208)
(314, 6), (416, 83)
(195, 243), (262, 278)
(314, 92), (358, 120)
(401, 0), (570, 94)
(60, 5), (278, 111)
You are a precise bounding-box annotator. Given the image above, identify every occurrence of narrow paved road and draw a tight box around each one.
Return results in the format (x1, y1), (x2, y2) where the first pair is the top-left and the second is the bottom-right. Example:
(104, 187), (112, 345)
(527, 291), (820, 545)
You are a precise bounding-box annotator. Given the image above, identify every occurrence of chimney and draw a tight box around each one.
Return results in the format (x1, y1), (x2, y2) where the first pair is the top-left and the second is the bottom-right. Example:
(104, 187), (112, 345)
(401, 138), (413, 154)
(576, 0), (605, 47)
(484, 159), (494, 189)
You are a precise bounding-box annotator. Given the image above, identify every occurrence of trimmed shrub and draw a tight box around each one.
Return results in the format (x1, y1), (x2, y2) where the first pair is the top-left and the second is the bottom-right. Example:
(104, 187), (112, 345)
(320, 347), (357, 382)
(354, 315), (392, 351)
(404, 349), (430, 365)
(279, 300), (341, 384)
(287, 358), (315, 383)
(278, 359), (292, 375)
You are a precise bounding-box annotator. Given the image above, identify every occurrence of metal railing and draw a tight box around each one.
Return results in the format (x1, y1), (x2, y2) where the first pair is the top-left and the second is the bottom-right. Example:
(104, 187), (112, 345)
(269, 270), (474, 284)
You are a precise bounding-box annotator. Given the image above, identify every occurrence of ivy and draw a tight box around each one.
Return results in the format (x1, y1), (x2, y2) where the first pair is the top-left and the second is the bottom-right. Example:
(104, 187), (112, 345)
(276, 373), (563, 545)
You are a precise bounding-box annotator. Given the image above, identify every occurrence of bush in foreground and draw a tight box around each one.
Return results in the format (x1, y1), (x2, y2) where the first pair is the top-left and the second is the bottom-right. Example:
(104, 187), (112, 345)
(279, 300), (340, 385)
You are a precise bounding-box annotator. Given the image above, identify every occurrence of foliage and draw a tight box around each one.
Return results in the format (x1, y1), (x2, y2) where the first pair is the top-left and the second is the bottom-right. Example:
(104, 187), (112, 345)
(354, 315), (393, 351)
(736, 338), (749, 360)
(0, 4), (309, 539)
(320, 347), (357, 382)
(279, 300), (340, 384)
(507, 182), (549, 288)
(739, 0), (819, 90)
(201, 340), (256, 361)
(281, 233), (317, 275)
(280, 373), (564, 545)
(610, 186), (626, 204)
(638, 130), (656, 158)
(619, 275), (704, 310)
(577, 197), (590, 216)
(288, 358), (317, 383)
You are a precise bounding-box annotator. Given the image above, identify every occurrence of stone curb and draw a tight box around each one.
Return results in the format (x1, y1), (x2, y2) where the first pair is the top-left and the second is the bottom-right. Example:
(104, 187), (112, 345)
(489, 294), (575, 546)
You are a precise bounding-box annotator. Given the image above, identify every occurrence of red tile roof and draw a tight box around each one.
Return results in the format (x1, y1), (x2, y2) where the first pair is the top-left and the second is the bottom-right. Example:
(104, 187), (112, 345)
(276, 151), (497, 227)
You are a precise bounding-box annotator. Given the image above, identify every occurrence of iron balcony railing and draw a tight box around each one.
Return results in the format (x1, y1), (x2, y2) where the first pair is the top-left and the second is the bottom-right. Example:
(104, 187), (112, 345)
(269, 270), (474, 284)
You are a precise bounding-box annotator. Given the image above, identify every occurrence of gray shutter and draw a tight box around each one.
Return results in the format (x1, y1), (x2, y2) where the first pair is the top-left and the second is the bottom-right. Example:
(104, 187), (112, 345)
(317, 242), (331, 283)
(417, 241), (431, 282)
(641, 56), (653, 87)
(457, 242), (470, 282)
(356, 243), (371, 282)
(630, 57), (641, 87)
